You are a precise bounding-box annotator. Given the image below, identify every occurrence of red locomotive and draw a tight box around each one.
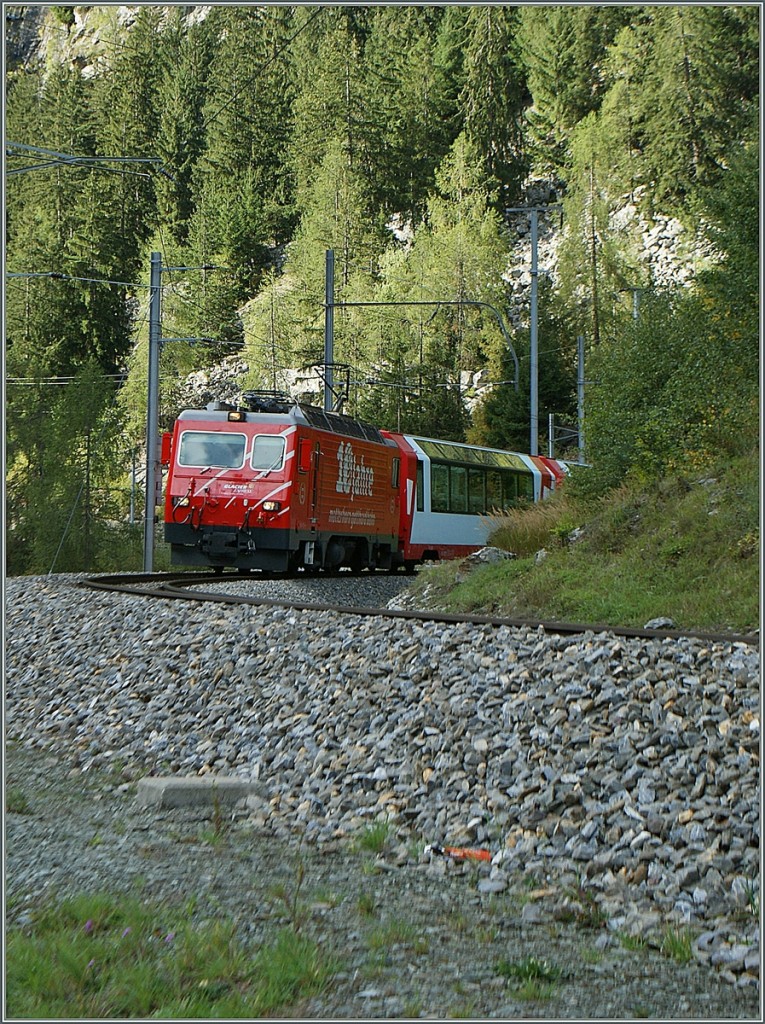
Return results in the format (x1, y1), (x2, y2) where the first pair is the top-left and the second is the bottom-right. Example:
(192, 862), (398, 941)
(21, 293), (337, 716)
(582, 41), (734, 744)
(161, 394), (567, 573)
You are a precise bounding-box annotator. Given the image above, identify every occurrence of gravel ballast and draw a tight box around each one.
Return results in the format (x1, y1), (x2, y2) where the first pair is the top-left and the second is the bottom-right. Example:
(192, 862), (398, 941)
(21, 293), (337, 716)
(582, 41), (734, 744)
(4, 573), (761, 1019)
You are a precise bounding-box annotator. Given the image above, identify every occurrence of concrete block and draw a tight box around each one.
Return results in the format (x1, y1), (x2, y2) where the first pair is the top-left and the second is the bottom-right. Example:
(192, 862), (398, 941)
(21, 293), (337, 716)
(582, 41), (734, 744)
(136, 775), (261, 809)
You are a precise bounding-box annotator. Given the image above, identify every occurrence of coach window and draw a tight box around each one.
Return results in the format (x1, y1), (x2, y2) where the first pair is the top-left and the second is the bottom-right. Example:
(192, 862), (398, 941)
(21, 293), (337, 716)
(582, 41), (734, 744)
(416, 460), (424, 512)
(178, 431), (246, 469)
(431, 462), (448, 512)
(468, 468), (485, 514)
(519, 472), (534, 500)
(487, 469), (503, 510)
(252, 434), (285, 472)
(501, 471), (518, 507)
(392, 457), (400, 489)
(450, 466), (468, 513)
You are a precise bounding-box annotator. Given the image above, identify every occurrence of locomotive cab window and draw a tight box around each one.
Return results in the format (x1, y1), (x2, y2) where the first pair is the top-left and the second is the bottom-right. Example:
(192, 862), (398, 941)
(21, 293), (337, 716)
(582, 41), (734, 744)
(252, 434), (285, 472)
(178, 430), (246, 469)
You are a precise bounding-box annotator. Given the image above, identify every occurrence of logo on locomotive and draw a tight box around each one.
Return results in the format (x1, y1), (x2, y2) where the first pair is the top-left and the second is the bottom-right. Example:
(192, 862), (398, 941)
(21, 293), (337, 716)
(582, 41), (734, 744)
(336, 441), (374, 501)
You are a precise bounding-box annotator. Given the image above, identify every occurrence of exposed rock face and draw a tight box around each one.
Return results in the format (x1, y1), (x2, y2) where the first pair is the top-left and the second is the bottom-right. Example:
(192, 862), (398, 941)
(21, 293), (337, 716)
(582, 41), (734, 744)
(5, 4), (48, 69)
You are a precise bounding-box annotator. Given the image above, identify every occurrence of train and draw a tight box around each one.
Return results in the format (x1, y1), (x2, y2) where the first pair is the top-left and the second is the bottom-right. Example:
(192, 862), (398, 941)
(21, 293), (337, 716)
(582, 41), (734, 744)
(161, 393), (568, 573)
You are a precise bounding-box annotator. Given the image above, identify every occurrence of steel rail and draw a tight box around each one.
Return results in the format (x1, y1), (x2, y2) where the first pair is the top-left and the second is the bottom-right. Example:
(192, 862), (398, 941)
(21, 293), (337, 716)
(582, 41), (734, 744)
(79, 573), (760, 647)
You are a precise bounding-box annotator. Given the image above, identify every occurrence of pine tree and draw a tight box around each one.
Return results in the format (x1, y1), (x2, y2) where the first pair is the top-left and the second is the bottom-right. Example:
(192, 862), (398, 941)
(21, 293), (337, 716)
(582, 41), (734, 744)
(367, 134), (512, 438)
(469, 281), (577, 454)
(556, 110), (644, 347)
(518, 5), (631, 176)
(461, 5), (529, 204)
(639, 5), (760, 208)
(288, 7), (369, 209)
(358, 6), (449, 219)
(155, 9), (215, 244)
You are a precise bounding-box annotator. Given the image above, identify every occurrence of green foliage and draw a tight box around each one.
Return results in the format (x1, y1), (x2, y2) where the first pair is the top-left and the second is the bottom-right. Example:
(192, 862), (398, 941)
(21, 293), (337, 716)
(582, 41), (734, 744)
(6, 788), (31, 815)
(461, 6), (528, 202)
(495, 955), (562, 1001)
(518, 5), (629, 175)
(51, 6), (75, 29)
(659, 926), (694, 964)
(469, 281), (578, 452)
(6, 892), (336, 1019)
(5, 5), (758, 575)
(412, 452), (759, 633)
(638, 6), (759, 209)
(6, 363), (139, 575)
(579, 288), (758, 495)
(353, 820), (391, 856)
(484, 489), (576, 557)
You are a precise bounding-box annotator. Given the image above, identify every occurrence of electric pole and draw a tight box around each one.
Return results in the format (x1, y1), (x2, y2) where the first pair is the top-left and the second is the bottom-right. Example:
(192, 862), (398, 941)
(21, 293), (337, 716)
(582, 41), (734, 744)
(506, 204), (561, 456)
(324, 249), (335, 412)
(143, 251), (162, 573)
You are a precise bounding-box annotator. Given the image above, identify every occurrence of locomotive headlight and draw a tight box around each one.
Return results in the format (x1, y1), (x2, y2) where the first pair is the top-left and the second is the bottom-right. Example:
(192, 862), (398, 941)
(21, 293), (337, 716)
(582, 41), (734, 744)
(228, 410), (246, 422)
(262, 500), (281, 512)
(173, 496), (190, 507)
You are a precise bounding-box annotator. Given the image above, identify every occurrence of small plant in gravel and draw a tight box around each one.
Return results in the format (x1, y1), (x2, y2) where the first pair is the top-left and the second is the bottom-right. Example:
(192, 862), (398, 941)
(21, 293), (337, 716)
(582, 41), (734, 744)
(403, 995), (423, 1017)
(6, 891), (336, 1018)
(442, 909), (471, 934)
(408, 837), (426, 861)
(356, 892), (377, 918)
(558, 876), (608, 929)
(310, 887), (341, 910)
(619, 931), (647, 951)
(366, 919), (428, 955)
(742, 874), (760, 917)
(353, 819), (391, 855)
(6, 787), (31, 814)
(495, 955), (562, 1001)
(660, 925), (694, 963)
(448, 998), (478, 1018)
(269, 858), (308, 933)
(199, 788), (229, 846)
(631, 1003), (652, 1018)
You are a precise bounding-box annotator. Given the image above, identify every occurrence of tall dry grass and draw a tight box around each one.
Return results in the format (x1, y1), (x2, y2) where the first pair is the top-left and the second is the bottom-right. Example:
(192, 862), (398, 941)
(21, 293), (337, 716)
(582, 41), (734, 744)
(485, 492), (577, 557)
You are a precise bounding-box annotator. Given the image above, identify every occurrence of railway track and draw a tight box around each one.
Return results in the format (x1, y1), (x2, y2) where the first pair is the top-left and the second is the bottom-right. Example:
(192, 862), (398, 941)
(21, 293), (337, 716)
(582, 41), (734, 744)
(80, 571), (760, 647)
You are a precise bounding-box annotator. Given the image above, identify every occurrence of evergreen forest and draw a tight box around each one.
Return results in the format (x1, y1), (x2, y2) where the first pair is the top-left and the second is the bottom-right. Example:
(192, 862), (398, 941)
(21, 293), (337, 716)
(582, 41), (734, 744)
(4, 4), (760, 575)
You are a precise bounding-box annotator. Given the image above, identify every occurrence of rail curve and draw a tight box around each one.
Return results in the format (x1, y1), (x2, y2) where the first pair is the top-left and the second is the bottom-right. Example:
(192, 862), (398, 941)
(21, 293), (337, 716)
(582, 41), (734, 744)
(79, 572), (759, 647)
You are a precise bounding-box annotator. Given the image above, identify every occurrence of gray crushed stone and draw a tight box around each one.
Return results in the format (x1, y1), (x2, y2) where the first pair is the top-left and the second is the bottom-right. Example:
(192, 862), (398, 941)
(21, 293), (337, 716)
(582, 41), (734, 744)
(4, 573), (761, 1019)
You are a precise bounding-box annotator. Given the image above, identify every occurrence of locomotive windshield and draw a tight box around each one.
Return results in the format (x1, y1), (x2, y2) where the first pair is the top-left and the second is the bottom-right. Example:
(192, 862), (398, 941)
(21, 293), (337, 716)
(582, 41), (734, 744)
(252, 434), (286, 472)
(178, 430), (247, 469)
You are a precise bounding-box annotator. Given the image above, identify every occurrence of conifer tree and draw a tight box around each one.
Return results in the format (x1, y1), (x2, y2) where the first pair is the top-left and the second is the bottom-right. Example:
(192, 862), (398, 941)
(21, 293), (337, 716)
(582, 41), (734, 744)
(368, 134), (511, 438)
(461, 5), (528, 203)
(638, 5), (760, 208)
(155, 8), (214, 244)
(518, 5), (630, 176)
(359, 6), (449, 219)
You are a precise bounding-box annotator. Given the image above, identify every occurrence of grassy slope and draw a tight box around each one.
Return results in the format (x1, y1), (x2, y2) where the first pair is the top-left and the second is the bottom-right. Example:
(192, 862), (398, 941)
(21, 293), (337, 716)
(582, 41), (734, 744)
(410, 453), (760, 633)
